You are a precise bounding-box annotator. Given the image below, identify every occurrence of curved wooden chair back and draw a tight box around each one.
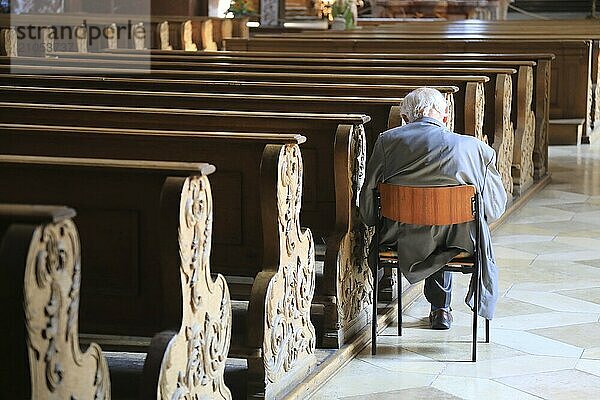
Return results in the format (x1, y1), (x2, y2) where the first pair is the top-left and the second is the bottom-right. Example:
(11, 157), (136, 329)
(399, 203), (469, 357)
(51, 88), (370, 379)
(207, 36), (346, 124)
(378, 183), (477, 226)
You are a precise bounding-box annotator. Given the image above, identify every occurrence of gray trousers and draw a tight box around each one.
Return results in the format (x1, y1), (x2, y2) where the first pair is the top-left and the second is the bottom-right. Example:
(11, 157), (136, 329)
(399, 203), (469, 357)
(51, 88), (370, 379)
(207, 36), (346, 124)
(425, 269), (452, 310)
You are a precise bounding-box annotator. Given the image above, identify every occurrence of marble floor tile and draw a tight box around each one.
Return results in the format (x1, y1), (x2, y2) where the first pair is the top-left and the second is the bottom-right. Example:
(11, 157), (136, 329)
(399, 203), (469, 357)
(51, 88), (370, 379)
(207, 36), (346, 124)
(529, 322), (600, 349)
(496, 369), (600, 400)
(524, 189), (589, 206)
(557, 287), (600, 304)
(572, 210), (600, 226)
(431, 375), (541, 400)
(576, 359), (600, 377)
(506, 289), (600, 313)
(499, 240), (583, 255)
(510, 281), (600, 293)
(546, 202), (600, 213)
(491, 298), (553, 317)
(519, 220), (600, 234)
(490, 329), (583, 358)
(492, 246), (538, 262)
(492, 234), (555, 246)
(340, 387), (462, 400)
(357, 348), (447, 375)
(492, 311), (599, 330)
(527, 260), (600, 280)
(555, 228), (600, 238)
(535, 250), (600, 263)
(312, 368), (437, 399)
(493, 224), (555, 236)
(583, 347), (600, 360)
(509, 206), (575, 224)
(576, 258), (600, 268)
(440, 354), (577, 379)
(552, 235), (600, 250)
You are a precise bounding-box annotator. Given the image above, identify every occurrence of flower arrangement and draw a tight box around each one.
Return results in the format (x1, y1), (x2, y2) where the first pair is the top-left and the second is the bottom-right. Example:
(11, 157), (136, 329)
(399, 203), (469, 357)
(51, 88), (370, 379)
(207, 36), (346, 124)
(227, 0), (255, 17)
(331, 0), (356, 29)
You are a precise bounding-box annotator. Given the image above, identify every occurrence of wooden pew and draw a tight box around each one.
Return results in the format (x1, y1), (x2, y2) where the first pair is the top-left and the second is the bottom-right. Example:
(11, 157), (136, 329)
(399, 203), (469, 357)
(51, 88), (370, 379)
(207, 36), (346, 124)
(0, 105), (371, 350)
(0, 61), (487, 141)
(2, 57), (510, 194)
(225, 37), (588, 144)
(0, 14), (249, 54)
(0, 143), (313, 399)
(35, 52), (530, 195)
(0, 204), (111, 399)
(95, 48), (550, 181)
(0, 84), (403, 148)
(143, 49), (550, 180)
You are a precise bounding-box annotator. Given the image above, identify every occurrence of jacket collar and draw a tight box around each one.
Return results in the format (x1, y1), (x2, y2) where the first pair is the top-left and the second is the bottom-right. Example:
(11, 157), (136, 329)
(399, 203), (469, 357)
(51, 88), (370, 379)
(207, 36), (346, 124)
(416, 116), (446, 128)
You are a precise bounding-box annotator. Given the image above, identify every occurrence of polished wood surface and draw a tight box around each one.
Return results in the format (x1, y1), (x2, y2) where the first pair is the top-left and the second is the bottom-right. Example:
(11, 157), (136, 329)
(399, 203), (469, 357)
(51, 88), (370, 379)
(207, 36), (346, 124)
(379, 184), (477, 226)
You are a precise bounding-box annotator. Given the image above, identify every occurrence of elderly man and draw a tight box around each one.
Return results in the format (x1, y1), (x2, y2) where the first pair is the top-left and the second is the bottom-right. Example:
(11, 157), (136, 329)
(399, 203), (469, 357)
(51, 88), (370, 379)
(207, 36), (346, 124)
(360, 87), (507, 330)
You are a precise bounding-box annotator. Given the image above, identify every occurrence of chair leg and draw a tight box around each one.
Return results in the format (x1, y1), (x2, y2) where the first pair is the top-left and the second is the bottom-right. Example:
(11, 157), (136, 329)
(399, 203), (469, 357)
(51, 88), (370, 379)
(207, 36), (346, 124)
(398, 270), (402, 336)
(485, 319), (490, 343)
(472, 268), (480, 362)
(372, 266), (379, 356)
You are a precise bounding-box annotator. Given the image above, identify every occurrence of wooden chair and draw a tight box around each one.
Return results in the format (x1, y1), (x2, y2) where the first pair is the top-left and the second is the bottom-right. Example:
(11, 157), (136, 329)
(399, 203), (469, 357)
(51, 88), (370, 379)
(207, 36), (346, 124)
(371, 184), (490, 362)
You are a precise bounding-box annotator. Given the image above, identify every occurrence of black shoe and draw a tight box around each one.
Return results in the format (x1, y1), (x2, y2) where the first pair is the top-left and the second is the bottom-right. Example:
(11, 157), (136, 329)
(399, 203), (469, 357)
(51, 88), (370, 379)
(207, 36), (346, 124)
(429, 309), (453, 330)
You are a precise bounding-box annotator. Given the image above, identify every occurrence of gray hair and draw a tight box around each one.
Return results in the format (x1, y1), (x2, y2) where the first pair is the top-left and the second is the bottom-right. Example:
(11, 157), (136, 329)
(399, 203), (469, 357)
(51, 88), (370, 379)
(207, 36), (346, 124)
(400, 87), (448, 123)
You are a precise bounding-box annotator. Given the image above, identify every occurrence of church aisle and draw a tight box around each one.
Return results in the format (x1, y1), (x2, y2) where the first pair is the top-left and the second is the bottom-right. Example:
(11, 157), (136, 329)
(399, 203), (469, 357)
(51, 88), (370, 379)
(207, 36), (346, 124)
(309, 144), (600, 399)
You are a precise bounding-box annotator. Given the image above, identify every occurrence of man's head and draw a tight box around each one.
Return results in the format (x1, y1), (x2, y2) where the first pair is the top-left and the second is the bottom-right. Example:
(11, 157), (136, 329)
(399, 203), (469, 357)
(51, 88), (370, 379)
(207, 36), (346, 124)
(401, 87), (448, 124)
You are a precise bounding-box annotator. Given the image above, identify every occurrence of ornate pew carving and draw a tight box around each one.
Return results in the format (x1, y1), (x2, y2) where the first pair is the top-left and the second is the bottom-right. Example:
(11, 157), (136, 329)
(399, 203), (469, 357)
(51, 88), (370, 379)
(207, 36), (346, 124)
(75, 24), (88, 53)
(0, 28), (17, 57)
(0, 205), (110, 399)
(513, 66), (535, 196)
(158, 21), (173, 51)
(181, 20), (198, 52)
(321, 124), (372, 348)
(246, 144), (316, 399)
(534, 59), (551, 179)
(141, 175), (232, 400)
(446, 92), (456, 132)
(493, 73), (514, 198)
(105, 23), (118, 50)
(132, 22), (147, 50)
(198, 20), (218, 51)
(464, 81), (485, 140)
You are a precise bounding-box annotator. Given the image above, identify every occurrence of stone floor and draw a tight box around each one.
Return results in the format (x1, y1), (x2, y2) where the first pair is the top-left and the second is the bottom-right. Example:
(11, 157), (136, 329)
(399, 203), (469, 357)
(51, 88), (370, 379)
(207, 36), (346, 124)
(309, 144), (600, 400)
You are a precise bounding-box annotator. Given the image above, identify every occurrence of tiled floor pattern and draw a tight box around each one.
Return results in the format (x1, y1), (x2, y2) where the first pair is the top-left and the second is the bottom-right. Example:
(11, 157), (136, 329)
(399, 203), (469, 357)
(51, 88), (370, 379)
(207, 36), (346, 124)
(309, 144), (600, 400)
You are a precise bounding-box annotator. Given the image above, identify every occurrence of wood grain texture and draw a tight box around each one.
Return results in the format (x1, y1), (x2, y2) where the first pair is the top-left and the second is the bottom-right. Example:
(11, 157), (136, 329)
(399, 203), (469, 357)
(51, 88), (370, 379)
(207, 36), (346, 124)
(379, 184), (476, 226)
